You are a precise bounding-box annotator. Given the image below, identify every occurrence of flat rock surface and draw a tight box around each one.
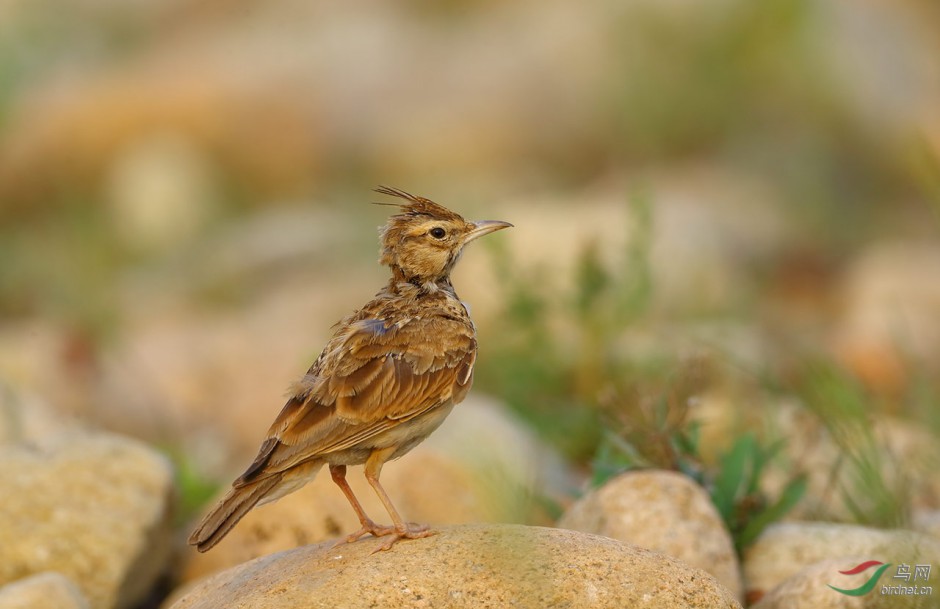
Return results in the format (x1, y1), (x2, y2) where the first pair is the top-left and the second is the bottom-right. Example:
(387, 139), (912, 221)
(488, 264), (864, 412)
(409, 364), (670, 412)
(168, 524), (741, 609)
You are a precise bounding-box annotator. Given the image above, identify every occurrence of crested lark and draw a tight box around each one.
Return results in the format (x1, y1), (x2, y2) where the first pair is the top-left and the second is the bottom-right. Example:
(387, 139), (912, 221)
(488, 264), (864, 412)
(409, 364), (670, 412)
(189, 187), (512, 552)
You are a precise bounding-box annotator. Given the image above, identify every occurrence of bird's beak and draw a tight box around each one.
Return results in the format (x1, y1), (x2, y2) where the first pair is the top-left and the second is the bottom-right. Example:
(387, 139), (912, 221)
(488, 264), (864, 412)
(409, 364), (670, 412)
(465, 220), (513, 244)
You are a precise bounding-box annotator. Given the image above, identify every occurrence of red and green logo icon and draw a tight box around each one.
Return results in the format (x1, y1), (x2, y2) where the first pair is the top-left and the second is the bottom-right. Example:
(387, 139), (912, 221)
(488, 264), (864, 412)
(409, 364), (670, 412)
(828, 560), (892, 596)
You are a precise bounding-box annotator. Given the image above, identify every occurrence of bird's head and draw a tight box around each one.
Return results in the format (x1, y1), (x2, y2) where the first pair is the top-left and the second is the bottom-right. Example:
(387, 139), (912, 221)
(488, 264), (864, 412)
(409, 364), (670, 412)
(375, 186), (512, 286)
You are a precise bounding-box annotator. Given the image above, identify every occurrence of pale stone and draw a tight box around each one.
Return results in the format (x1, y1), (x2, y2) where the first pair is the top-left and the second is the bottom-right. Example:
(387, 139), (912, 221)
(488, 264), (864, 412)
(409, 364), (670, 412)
(0, 432), (175, 609)
(743, 522), (940, 601)
(168, 524), (741, 609)
(558, 469), (742, 601)
(834, 242), (940, 374)
(749, 558), (872, 609)
(106, 131), (220, 251)
(0, 573), (90, 609)
(914, 510), (940, 541)
(751, 554), (940, 609)
(0, 385), (77, 446)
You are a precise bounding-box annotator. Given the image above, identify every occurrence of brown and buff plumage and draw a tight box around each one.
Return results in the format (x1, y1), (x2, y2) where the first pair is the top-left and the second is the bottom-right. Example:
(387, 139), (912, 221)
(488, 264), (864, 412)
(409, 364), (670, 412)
(188, 187), (512, 552)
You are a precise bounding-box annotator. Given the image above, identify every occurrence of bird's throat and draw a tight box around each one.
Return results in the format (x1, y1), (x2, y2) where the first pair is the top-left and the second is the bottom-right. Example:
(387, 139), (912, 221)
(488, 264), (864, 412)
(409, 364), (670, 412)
(388, 265), (455, 297)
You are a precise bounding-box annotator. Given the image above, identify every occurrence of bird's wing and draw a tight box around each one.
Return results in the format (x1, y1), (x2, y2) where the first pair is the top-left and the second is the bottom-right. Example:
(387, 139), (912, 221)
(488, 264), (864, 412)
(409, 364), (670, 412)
(234, 313), (476, 487)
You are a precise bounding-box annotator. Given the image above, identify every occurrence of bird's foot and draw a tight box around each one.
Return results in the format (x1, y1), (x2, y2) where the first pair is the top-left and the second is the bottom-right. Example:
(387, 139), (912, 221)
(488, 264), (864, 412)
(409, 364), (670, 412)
(333, 518), (397, 548)
(334, 520), (434, 551)
(370, 522), (434, 553)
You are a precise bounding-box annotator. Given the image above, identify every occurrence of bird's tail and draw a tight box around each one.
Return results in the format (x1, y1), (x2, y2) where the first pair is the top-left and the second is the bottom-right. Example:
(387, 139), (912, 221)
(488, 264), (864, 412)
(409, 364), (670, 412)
(188, 474), (282, 553)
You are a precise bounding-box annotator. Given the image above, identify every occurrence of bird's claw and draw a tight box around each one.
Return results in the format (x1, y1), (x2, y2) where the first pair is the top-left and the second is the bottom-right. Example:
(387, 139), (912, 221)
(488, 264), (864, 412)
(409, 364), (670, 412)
(332, 520), (433, 552)
(370, 523), (435, 553)
(332, 519), (396, 548)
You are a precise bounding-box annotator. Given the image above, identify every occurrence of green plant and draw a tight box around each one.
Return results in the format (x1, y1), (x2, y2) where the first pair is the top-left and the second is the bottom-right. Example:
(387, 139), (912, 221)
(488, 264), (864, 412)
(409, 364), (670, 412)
(477, 190), (807, 553)
(593, 371), (807, 555)
(796, 361), (912, 528)
(711, 433), (807, 552)
(476, 191), (653, 460)
(590, 359), (708, 487)
(160, 446), (221, 526)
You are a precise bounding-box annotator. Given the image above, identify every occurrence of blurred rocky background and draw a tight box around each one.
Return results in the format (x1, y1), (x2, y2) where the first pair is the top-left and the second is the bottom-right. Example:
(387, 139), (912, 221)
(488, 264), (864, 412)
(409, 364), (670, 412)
(2, 0), (940, 607)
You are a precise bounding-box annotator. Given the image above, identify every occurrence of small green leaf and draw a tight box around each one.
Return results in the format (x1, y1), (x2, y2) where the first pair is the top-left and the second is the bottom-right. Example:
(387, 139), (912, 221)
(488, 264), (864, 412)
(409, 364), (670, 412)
(738, 475), (807, 548)
(712, 433), (755, 520)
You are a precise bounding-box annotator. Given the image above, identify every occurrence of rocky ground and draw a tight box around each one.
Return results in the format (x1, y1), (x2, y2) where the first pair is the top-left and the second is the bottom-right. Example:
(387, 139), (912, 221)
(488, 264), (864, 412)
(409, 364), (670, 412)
(2, 385), (939, 608)
(3, 0), (940, 607)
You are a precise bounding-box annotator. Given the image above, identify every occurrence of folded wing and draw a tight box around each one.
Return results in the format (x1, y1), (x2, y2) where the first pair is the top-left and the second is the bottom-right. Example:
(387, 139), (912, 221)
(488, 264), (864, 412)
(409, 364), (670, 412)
(234, 314), (475, 488)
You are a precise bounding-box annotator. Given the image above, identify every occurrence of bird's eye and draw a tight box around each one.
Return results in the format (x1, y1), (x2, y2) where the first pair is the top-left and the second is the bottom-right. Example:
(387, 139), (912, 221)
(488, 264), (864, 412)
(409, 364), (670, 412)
(429, 227), (446, 239)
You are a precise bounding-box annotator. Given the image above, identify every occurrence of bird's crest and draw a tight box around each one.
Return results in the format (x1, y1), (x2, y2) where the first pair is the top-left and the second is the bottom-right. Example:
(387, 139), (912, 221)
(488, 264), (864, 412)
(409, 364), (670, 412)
(373, 186), (464, 222)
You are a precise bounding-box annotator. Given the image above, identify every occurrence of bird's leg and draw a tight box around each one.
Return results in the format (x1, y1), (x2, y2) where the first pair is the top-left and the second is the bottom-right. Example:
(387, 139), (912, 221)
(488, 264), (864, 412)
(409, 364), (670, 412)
(328, 464), (394, 546)
(363, 447), (434, 552)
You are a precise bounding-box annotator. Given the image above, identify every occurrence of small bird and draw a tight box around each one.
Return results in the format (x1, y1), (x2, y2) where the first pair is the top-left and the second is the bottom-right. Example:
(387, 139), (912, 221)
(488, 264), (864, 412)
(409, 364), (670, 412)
(189, 187), (512, 553)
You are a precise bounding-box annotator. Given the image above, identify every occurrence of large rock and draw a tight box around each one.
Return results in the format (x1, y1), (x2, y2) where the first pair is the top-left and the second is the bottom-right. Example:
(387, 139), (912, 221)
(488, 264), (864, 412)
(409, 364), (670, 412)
(743, 522), (940, 602)
(0, 432), (175, 609)
(168, 524), (741, 609)
(558, 469), (742, 600)
(0, 573), (89, 609)
(180, 396), (574, 582)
